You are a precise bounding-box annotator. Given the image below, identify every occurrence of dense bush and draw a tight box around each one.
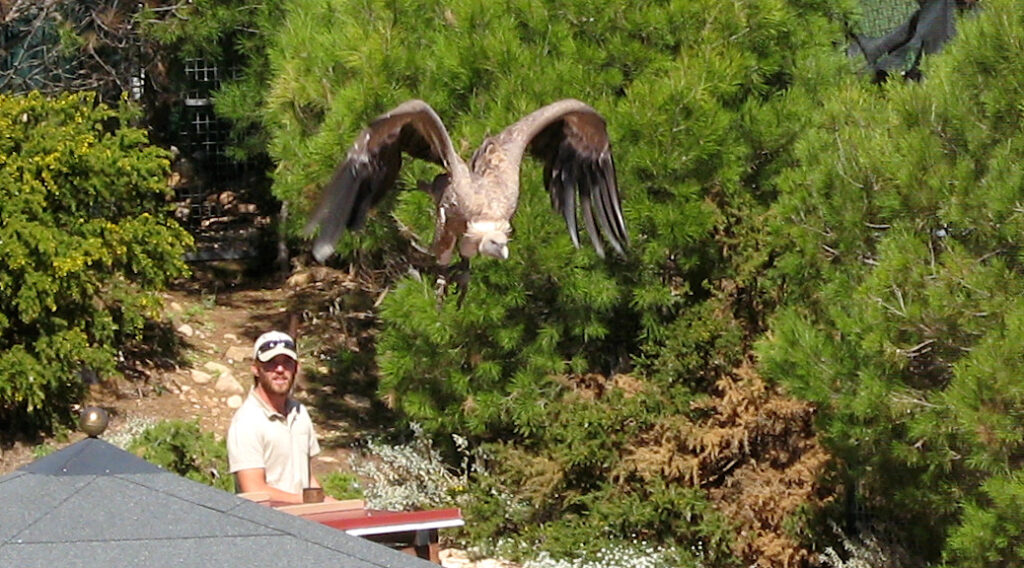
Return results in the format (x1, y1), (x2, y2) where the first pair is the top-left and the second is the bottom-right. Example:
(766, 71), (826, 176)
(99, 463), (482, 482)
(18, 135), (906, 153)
(320, 471), (365, 501)
(0, 92), (191, 434)
(128, 419), (233, 492)
(348, 424), (463, 510)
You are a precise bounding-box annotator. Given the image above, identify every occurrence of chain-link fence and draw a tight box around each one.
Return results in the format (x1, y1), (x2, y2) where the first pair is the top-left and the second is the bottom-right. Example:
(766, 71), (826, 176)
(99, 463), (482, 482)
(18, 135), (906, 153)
(173, 56), (275, 262)
(854, 0), (921, 38)
(847, 0), (973, 80)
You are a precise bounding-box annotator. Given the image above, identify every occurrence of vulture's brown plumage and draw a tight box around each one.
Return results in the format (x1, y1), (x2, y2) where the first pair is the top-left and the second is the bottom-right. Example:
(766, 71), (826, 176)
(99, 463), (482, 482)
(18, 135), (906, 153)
(306, 99), (628, 266)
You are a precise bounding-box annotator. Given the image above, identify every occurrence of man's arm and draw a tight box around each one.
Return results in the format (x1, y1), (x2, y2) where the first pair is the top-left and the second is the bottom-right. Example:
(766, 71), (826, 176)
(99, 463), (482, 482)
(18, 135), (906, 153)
(235, 468), (304, 504)
(235, 465), (336, 504)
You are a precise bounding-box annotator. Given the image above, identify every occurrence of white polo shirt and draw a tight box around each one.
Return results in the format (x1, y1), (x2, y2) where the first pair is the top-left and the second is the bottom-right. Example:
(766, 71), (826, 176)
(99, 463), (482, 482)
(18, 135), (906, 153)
(227, 388), (321, 494)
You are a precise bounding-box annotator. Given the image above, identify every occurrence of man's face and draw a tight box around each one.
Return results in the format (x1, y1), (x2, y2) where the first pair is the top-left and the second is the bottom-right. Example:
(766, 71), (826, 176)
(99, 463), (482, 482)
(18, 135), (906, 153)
(253, 354), (297, 397)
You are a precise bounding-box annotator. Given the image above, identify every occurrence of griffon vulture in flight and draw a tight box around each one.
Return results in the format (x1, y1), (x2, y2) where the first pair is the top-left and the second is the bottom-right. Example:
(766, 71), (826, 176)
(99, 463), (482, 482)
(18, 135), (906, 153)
(305, 99), (628, 273)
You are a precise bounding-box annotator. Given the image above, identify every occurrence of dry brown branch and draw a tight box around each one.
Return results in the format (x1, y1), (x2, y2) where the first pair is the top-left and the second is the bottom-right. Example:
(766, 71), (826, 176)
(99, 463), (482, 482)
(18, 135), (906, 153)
(616, 362), (832, 567)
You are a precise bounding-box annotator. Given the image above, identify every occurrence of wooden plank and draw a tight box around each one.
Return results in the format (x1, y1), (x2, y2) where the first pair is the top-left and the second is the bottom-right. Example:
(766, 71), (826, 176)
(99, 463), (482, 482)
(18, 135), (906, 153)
(276, 498), (366, 515)
(312, 507), (464, 535)
(237, 491), (270, 503)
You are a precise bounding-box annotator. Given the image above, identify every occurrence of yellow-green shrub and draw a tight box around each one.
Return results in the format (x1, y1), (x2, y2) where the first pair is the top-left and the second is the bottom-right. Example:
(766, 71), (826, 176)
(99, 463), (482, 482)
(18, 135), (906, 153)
(0, 91), (191, 435)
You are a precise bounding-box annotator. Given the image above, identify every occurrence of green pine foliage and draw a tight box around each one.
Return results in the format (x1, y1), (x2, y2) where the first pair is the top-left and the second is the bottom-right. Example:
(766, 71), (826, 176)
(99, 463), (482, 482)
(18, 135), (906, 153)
(757, 0), (1024, 563)
(262, 0), (848, 415)
(0, 92), (191, 434)
(944, 470), (1024, 567)
(256, 0), (850, 563)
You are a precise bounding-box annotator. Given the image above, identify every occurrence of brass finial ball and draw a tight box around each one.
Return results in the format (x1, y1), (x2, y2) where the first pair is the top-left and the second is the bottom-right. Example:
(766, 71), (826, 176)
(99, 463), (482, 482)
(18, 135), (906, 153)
(79, 406), (109, 437)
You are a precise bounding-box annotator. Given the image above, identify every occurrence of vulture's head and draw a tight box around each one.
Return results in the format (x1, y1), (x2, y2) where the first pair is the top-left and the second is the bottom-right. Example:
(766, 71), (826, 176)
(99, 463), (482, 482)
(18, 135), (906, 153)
(464, 221), (510, 260)
(479, 232), (509, 260)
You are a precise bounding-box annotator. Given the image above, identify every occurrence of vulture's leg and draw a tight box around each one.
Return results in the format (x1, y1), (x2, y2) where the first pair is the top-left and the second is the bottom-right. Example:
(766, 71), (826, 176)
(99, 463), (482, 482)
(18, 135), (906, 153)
(451, 257), (471, 309)
(434, 267), (448, 308)
(433, 257), (471, 309)
(428, 175), (466, 308)
(432, 232), (458, 309)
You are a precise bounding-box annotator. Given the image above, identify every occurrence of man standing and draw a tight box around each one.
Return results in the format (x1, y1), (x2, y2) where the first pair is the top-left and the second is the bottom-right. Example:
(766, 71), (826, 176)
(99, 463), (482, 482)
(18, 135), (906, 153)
(227, 331), (324, 503)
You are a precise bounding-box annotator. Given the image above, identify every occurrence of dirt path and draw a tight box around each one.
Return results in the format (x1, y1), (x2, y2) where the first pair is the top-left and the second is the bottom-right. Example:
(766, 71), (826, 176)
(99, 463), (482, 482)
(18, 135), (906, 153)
(107, 269), (389, 481)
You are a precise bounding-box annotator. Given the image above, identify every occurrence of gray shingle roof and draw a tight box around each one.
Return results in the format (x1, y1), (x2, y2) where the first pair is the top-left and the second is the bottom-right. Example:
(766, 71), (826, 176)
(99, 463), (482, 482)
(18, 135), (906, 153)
(0, 438), (438, 568)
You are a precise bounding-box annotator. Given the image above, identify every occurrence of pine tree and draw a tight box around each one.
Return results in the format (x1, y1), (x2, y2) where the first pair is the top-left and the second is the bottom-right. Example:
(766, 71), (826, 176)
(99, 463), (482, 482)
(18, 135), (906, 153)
(757, 1), (1024, 563)
(256, 0), (851, 563)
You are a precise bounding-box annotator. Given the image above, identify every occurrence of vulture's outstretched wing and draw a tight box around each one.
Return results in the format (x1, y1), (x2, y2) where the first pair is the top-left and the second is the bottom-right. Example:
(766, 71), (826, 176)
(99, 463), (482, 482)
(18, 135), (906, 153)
(305, 100), (461, 262)
(484, 99), (628, 258)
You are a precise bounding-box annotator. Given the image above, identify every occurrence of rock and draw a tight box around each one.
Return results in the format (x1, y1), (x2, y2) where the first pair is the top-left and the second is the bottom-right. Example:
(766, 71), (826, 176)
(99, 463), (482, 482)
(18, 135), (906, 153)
(214, 372), (245, 396)
(476, 560), (517, 568)
(203, 361), (231, 376)
(190, 369), (213, 385)
(439, 549), (470, 568)
(286, 271), (313, 288)
(225, 345), (250, 363)
(217, 190), (237, 207)
(438, 549), (520, 568)
(177, 323), (194, 338)
(169, 302), (183, 312)
(224, 333), (239, 342)
(343, 394), (372, 410)
(226, 395), (243, 409)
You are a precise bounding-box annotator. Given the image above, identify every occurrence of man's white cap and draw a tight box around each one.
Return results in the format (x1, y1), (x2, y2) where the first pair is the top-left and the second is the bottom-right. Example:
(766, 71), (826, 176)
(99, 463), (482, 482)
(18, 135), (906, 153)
(253, 331), (297, 362)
